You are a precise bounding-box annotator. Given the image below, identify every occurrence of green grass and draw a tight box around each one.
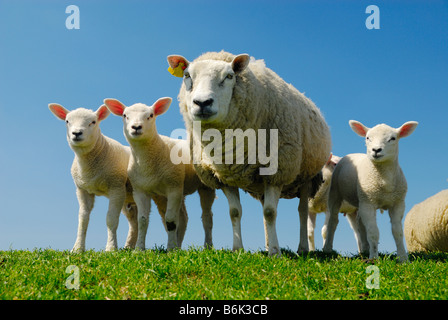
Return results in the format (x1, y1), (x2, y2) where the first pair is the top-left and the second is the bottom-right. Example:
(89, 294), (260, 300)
(1, 247), (448, 300)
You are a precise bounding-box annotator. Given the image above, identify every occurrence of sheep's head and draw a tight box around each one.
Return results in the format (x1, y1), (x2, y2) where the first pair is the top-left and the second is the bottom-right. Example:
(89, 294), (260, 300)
(167, 53), (250, 124)
(349, 120), (418, 163)
(104, 97), (172, 142)
(49, 103), (109, 148)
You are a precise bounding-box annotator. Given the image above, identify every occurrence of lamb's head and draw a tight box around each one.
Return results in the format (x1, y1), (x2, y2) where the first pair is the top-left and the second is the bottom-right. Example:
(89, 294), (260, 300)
(167, 53), (250, 124)
(49, 103), (110, 148)
(349, 120), (418, 163)
(104, 97), (172, 142)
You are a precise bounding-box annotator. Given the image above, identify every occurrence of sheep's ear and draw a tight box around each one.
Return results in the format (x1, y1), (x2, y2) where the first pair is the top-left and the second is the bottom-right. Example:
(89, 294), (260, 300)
(349, 120), (369, 137)
(232, 54), (250, 74)
(49, 103), (69, 121)
(96, 105), (110, 122)
(104, 98), (126, 116)
(153, 97), (172, 116)
(167, 55), (189, 78)
(397, 121), (418, 138)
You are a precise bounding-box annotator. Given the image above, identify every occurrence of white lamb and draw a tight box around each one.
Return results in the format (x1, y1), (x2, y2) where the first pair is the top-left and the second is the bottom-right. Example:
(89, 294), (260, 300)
(323, 120), (418, 262)
(404, 189), (448, 252)
(307, 154), (359, 251)
(49, 103), (139, 252)
(104, 97), (216, 251)
(167, 51), (332, 256)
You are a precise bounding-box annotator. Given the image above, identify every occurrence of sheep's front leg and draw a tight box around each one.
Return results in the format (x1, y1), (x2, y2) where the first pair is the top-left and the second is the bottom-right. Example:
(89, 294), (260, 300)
(222, 186), (243, 251)
(263, 184), (282, 256)
(358, 203), (379, 260)
(133, 190), (152, 250)
(72, 188), (95, 252)
(389, 201), (408, 263)
(323, 185), (342, 253)
(105, 189), (126, 251)
(165, 189), (183, 250)
(198, 187), (215, 248)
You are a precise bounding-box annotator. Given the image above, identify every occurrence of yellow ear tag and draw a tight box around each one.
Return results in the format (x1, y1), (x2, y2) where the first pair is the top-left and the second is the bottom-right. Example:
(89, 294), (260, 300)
(168, 62), (186, 78)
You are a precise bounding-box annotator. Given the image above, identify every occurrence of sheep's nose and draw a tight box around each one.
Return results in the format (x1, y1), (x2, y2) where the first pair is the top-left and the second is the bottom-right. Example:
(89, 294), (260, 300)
(72, 131), (82, 138)
(193, 98), (214, 109)
(372, 147), (382, 153)
(132, 125), (142, 131)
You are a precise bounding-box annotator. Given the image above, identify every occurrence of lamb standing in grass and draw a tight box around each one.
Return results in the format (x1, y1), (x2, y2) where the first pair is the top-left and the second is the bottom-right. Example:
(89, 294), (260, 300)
(49, 103), (138, 252)
(404, 189), (448, 252)
(307, 154), (360, 251)
(167, 51), (332, 256)
(323, 120), (418, 262)
(104, 97), (216, 251)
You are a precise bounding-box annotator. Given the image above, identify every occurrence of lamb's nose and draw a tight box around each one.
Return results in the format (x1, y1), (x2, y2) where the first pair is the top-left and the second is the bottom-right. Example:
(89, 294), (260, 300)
(72, 131), (82, 138)
(193, 98), (214, 109)
(372, 147), (382, 154)
(132, 125), (142, 131)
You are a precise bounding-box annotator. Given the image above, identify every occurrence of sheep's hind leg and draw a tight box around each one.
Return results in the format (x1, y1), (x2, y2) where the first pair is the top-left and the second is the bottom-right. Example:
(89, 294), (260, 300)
(72, 188), (95, 252)
(358, 204), (379, 260)
(105, 189), (126, 251)
(389, 201), (408, 263)
(263, 184), (282, 257)
(222, 186), (243, 251)
(122, 202), (138, 249)
(297, 182), (311, 254)
(307, 211), (317, 251)
(198, 187), (215, 248)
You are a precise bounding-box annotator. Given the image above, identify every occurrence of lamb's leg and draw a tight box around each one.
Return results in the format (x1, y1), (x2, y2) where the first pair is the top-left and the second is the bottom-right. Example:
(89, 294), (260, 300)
(322, 186), (342, 253)
(176, 199), (188, 248)
(133, 190), (152, 250)
(389, 201), (408, 263)
(105, 189), (126, 251)
(72, 188), (95, 252)
(165, 189), (183, 251)
(307, 211), (317, 251)
(122, 202), (138, 249)
(222, 186), (243, 251)
(198, 187), (215, 248)
(346, 211), (365, 255)
(321, 210), (330, 244)
(297, 183), (310, 254)
(263, 184), (282, 256)
(358, 203), (379, 260)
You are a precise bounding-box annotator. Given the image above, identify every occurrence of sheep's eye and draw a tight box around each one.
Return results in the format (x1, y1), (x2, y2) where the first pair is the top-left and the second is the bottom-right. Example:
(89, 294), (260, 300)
(91, 121), (96, 125)
(184, 72), (190, 78)
(123, 114), (126, 118)
(226, 74), (234, 80)
(389, 137), (396, 142)
(366, 136), (370, 141)
(65, 120), (69, 124)
(150, 114), (154, 118)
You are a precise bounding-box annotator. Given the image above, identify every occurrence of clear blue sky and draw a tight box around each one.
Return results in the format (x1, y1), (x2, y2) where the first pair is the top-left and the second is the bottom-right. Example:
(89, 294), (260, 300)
(0, 0), (447, 255)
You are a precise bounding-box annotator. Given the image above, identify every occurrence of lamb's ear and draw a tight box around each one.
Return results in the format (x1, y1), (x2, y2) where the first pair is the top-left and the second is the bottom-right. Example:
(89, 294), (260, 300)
(96, 105), (110, 122)
(349, 120), (369, 137)
(232, 54), (250, 74)
(397, 121), (418, 138)
(153, 97), (172, 116)
(167, 55), (189, 78)
(104, 98), (126, 116)
(49, 103), (69, 121)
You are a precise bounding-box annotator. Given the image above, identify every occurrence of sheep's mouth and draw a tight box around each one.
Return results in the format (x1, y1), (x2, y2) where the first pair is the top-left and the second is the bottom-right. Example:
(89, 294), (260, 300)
(192, 109), (217, 121)
(371, 153), (384, 160)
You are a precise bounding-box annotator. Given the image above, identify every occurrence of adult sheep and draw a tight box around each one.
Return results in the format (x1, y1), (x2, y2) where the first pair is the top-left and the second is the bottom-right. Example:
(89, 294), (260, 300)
(404, 189), (448, 252)
(167, 51), (332, 256)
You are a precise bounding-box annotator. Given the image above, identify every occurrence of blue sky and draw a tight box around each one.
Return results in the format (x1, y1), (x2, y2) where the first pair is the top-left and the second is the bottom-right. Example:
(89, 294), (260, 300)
(0, 0), (447, 255)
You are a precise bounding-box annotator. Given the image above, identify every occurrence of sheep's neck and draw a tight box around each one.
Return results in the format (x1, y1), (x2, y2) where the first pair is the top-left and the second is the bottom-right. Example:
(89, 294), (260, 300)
(370, 158), (401, 187)
(130, 130), (165, 168)
(73, 134), (107, 168)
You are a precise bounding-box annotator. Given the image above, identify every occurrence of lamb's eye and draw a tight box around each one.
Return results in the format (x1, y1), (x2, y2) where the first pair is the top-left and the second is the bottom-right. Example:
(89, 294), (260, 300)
(226, 74), (234, 80)
(65, 120), (69, 124)
(91, 121), (96, 125)
(389, 137), (396, 142)
(366, 136), (370, 141)
(147, 114), (153, 120)
(123, 114), (126, 118)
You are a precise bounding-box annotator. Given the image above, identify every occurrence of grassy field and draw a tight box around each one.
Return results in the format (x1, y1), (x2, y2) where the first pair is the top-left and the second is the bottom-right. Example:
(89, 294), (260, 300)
(1, 247), (448, 300)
